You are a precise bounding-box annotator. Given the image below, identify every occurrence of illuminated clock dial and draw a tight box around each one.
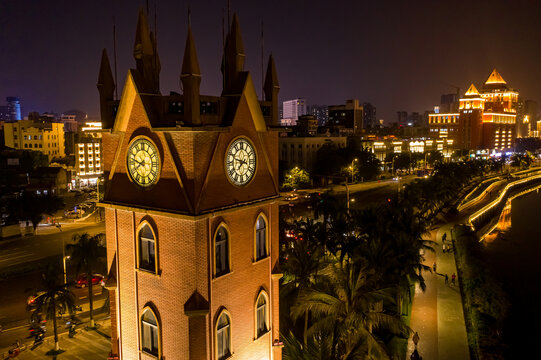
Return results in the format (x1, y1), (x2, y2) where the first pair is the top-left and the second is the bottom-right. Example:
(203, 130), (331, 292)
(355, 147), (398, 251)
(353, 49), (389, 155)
(126, 137), (160, 187)
(225, 138), (256, 186)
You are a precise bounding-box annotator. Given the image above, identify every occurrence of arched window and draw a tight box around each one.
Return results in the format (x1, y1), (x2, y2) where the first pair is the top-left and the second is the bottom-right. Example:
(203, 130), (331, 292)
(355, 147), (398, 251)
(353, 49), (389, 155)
(256, 292), (269, 338)
(215, 226), (229, 277)
(141, 307), (160, 357)
(216, 311), (231, 360)
(255, 215), (267, 261)
(138, 223), (156, 273)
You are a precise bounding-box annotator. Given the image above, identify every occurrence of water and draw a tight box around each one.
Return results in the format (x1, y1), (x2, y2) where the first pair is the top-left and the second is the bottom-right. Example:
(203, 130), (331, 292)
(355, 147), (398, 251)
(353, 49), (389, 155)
(484, 190), (541, 357)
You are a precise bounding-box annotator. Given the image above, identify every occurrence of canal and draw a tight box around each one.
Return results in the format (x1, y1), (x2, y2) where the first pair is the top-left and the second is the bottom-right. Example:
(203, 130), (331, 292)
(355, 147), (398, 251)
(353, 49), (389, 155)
(483, 189), (541, 358)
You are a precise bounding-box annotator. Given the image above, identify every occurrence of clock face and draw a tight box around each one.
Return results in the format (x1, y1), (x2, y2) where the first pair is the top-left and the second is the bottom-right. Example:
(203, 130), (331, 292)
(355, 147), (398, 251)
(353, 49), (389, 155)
(225, 138), (256, 186)
(126, 137), (160, 187)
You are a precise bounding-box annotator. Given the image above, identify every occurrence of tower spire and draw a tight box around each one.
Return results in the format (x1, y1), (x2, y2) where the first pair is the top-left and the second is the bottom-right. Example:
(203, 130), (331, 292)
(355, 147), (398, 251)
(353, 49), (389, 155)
(222, 13), (245, 94)
(263, 54), (280, 126)
(133, 8), (160, 93)
(97, 48), (116, 129)
(181, 23), (201, 125)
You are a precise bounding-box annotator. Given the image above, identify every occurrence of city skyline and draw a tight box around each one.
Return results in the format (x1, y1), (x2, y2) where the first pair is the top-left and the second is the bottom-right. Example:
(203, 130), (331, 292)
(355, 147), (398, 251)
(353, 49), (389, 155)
(1, 0), (541, 123)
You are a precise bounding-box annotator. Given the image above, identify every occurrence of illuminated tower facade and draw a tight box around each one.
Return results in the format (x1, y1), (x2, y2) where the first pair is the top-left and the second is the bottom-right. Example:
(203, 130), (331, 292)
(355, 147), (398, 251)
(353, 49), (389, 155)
(429, 69), (518, 152)
(99, 10), (282, 360)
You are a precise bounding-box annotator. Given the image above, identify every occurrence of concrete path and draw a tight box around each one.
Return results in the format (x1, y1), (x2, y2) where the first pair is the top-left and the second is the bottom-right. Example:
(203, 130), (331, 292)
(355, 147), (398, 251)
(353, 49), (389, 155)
(407, 224), (469, 360)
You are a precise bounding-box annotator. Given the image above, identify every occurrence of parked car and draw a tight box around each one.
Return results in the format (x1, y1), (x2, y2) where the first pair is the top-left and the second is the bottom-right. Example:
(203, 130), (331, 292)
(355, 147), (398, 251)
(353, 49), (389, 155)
(75, 274), (104, 288)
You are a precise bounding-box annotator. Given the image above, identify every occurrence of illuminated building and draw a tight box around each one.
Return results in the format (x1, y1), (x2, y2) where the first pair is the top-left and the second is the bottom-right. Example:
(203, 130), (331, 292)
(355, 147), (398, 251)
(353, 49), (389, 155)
(3, 119), (65, 160)
(6, 97), (22, 121)
(282, 98), (307, 126)
(429, 69), (518, 152)
(99, 10), (281, 360)
(74, 122), (102, 187)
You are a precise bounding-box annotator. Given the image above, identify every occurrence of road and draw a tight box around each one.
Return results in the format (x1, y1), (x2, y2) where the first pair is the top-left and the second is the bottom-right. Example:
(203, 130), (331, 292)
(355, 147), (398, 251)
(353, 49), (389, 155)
(280, 175), (418, 221)
(0, 220), (105, 272)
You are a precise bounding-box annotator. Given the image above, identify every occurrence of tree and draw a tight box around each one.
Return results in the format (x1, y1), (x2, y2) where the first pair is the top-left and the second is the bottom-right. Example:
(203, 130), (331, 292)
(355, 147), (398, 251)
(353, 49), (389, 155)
(283, 167), (310, 190)
(10, 193), (64, 233)
(67, 233), (106, 328)
(33, 264), (76, 352)
(290, 258), (409, 359)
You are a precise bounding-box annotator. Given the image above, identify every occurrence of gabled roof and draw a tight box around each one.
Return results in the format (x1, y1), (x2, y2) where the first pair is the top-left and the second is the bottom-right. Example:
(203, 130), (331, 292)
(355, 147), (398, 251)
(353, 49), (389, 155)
(485, 69), (506, 85)
(464, 83), (480, 96)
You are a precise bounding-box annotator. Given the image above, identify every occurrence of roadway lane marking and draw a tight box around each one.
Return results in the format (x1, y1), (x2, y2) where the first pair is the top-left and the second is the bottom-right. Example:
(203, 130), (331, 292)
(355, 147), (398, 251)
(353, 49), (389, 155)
(0, 253), (34, 262)
(2, 324), (28, 332)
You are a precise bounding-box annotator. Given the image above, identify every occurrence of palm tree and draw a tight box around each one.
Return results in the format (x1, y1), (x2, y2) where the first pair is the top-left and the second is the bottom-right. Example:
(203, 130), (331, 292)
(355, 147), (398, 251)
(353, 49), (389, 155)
(291, 258), (409, 360)
(67, 232), (106, 328)
(33, 265), (76, 352)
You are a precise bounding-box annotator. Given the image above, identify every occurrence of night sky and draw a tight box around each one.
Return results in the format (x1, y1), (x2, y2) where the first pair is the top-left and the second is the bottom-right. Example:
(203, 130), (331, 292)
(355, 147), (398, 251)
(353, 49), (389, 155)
(1, 0), (541, 123)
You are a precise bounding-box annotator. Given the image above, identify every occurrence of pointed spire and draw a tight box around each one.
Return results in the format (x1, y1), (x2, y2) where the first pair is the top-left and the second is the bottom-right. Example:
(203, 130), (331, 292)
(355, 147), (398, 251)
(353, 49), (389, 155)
(263, 55), (280, 126)
(181, 25), (201, 125)
(133, 8), (160, 93)
(465, 83), (479, 96)
(181, 27), (201, 77)
(485, 69), (506, 85)
(222, 13), (246, 94)
(97, 48), (116, 129)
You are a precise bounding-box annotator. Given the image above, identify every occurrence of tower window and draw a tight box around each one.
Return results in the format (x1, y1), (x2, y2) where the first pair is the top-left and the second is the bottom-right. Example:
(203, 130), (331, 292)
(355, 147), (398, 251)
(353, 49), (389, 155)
(255, 215), (267, 261)
(216, 311), (231, 360)
(256, 292), (269, 338)
(138, 222), (157, 273)
(215, 226), (229, 277)
(141, 307), (160, 357)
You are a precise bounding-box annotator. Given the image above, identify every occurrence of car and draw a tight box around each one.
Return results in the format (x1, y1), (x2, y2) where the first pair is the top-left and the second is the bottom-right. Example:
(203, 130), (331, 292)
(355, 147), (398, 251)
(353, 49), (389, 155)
(75, 274), (104, 288)
(27, 292), (46, 308)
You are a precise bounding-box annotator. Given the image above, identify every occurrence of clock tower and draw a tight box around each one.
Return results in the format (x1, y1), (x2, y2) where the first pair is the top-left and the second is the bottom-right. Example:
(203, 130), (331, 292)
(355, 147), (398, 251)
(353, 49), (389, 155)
(99, 10), (282, 360)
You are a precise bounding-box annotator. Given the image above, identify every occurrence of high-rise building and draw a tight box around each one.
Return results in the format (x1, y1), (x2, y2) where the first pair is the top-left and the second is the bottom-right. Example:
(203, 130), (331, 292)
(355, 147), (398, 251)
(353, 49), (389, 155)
(282, 98), (307, 125)
(6, 97), (22, 121)
(362, 102), (376, 129)
(328, 99), (364, 135)
(396, 111), (408, 126)
(3, 119), (65, 159)
(74, 122), (103, 187)
(516, 100), (537, 138)
(100, 10), (281, 360)
(309, 104), (329, 126)
(428, 69), (518, 152)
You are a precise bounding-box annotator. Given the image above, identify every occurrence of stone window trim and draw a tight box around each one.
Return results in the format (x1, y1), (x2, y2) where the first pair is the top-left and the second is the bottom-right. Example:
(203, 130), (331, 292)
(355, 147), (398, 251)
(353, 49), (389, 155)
(140, 305), (162, 358)
(253, 212), (269, 263)
(215, 308), (233, 360)
(213, 222), (231, 278)
(254, 290), (270, 339)
(136, 219), (160, 275)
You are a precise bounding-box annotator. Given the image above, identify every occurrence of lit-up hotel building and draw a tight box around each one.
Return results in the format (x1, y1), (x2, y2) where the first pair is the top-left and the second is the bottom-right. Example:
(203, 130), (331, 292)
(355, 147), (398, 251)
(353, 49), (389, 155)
(429, 69), (518, 152)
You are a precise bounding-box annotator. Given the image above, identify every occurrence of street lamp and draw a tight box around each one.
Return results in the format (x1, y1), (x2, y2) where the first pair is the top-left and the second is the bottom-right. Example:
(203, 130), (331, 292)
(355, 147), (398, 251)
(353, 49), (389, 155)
(62, 238), (70, 284)
(349, 158), (358, 183)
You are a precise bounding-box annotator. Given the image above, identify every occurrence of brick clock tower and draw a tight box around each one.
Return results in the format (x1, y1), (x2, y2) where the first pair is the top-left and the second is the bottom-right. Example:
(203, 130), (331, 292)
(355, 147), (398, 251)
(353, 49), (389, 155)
(98, 10), (282, 360)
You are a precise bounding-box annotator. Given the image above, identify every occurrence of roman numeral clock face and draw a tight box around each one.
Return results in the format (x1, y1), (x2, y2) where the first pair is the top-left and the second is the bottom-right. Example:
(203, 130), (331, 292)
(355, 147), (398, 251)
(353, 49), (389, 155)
(126, 137), (160, 188)
(226, 138), (256, 186)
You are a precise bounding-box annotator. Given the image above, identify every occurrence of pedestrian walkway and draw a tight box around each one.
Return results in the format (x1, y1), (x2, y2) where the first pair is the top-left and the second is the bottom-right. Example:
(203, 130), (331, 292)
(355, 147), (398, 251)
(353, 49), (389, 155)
(1, 318), (111, 359)
(407, 225), (469, 360)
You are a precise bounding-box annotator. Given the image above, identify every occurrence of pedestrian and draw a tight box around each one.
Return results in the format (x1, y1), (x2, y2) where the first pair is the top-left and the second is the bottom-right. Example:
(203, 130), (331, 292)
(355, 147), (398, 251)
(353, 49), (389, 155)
(410, 349), (421, 360)
(412, 332), (420, 348)
(442, 232), (447, 242)
(432, 262), (437, 273)
(445, 274), (449, 284)
(442, 243), (447, 253)
(451, 273), (456, 285)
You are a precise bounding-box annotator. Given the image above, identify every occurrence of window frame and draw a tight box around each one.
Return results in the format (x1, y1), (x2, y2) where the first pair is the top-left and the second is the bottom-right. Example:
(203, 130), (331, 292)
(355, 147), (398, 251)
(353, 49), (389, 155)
(254, 291), (270, 339)
(213, 223), (231, 278)
(140, 306), (161, 358)
(136, 220), (159, 274)
(215, 309), (232, 360)
(254, 213), (269, 262)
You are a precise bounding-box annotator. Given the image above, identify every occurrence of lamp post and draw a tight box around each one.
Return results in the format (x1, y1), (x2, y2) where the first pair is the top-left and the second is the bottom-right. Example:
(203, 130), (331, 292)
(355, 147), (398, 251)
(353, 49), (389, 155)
(349, 158), (358, 183)
(62, 239), (70, 284)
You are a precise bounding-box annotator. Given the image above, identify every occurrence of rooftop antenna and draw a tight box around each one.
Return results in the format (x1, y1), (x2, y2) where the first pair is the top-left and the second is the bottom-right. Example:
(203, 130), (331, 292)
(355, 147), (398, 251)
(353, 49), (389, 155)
(188, 5), (191, 27)
(260, 21), (264, 100)
(222, 7), (225, 91)
(113, 16), (118, 100)
(146, 0), (149, 15)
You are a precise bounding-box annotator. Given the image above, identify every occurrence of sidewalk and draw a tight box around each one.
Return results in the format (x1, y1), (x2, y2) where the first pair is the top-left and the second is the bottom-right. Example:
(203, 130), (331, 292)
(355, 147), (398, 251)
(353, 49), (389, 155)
(1, 317), (111, 359)
(407, 225), (469, 360)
